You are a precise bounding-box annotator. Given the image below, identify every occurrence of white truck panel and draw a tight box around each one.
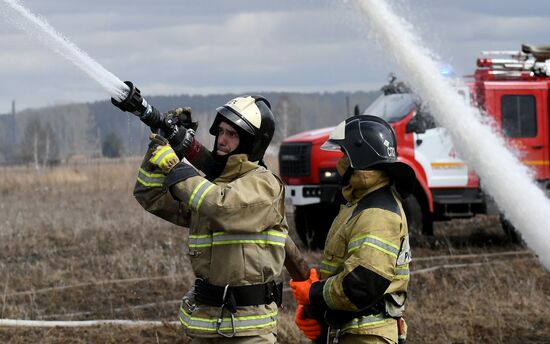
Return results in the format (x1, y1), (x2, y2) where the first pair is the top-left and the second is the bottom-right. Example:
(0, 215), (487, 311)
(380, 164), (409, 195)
(414, 127), (469, 187)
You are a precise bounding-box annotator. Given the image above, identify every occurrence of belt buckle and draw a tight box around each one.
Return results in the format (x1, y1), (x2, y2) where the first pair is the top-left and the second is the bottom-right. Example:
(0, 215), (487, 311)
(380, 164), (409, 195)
(181, 285), (199, 313)
(182, 296), (198, 313)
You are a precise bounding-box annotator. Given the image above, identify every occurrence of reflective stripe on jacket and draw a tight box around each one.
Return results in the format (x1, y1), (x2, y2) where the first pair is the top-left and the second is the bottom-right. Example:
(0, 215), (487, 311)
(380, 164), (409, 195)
(309, 172), (411, 342)
(134, 148), (288, 338)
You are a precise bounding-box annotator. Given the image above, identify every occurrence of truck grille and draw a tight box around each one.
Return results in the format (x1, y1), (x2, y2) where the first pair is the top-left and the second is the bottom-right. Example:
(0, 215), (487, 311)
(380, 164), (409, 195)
(279, 143), (311, 177)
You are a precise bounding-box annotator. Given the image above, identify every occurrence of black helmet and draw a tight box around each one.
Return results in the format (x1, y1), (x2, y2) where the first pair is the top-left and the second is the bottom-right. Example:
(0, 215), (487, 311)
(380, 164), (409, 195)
(209, 95), (274, 162)
(321, 115), (416, 197)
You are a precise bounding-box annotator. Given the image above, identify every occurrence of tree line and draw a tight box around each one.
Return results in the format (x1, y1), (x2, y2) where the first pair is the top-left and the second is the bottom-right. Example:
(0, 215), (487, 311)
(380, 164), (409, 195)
(0, 90), (379, 166)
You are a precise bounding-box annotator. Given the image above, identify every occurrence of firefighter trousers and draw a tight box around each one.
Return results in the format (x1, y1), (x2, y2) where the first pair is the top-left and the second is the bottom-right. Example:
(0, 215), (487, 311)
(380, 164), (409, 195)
(190, 333), (276, 344)
(334, 334), (395, 344)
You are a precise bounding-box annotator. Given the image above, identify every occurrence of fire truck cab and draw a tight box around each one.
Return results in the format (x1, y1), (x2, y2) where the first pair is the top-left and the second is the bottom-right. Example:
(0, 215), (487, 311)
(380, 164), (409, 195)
(279, 44), (550, 248)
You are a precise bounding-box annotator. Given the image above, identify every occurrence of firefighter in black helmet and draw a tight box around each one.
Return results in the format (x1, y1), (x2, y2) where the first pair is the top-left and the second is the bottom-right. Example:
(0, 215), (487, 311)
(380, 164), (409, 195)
(132, 96), (287, 344)
(290, 115), (413, 344)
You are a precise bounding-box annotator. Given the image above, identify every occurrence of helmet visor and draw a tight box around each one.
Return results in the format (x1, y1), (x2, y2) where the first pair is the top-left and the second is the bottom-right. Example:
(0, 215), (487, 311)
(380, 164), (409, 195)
(320, 140), (341, 152)
(215, 106), (256, 136)
(320, 120), (346, 152)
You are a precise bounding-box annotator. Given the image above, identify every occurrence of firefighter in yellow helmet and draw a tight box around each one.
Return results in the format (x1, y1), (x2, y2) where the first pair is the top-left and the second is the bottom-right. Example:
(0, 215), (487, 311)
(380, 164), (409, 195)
(132, 96), (287, 344)
(290, 115), (414, 344)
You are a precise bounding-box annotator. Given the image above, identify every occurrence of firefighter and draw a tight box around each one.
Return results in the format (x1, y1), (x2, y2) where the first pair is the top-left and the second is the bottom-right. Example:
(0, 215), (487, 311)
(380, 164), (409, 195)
(289, 115), (414, 344)
(124, 96), (287, 343)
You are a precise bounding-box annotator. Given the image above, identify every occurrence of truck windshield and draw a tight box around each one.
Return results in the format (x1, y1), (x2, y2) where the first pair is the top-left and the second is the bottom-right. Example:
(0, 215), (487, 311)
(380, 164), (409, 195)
(363, 93), (416, 123)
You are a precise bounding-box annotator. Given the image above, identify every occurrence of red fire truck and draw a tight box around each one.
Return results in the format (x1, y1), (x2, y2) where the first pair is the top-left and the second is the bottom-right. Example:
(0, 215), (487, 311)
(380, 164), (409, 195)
(279, 44), (550, 248)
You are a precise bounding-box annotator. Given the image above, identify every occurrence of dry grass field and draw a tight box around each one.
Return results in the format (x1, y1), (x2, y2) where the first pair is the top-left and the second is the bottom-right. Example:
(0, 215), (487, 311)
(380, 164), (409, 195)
(0, 159), (549, 343)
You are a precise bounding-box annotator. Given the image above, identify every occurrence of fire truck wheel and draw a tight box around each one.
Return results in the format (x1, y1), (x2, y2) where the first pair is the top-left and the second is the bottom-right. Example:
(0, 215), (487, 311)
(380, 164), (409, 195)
(402, 194), (433, 237)
(294, 204), (337, 250)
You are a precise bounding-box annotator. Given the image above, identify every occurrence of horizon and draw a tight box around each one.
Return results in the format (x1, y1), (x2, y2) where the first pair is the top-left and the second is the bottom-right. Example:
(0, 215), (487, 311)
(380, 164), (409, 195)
(0, 87), (383, 115)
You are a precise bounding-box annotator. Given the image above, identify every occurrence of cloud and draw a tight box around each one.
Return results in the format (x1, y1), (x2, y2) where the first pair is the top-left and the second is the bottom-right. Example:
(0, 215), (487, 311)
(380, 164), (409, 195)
(1, 0), (550, 112)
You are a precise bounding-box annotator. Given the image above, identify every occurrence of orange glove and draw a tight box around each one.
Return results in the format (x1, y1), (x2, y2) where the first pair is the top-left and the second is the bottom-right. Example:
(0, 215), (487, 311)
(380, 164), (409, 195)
(295, 305), (322, 340)
(289, 268), (319, 305)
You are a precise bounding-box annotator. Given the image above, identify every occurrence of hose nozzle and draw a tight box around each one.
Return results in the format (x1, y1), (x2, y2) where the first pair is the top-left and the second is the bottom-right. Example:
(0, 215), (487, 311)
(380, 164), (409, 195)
(111, 81), (148, 117)
(111, 80), (170, 132)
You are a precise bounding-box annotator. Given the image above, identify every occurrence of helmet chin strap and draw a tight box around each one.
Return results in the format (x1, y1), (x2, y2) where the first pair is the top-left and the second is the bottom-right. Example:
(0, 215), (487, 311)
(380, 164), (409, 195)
(204, 133), (229, 180)
(340, 166), (354, 186)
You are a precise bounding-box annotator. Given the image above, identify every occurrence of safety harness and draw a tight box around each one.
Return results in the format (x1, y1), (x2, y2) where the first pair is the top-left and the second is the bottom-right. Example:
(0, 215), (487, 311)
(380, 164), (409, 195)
(193, 279), (283, 337)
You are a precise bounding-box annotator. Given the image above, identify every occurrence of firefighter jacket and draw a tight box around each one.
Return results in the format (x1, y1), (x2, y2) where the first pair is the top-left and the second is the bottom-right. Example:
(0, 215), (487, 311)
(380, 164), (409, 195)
(134, 146), (288, 338)
(309, 169), (411, 342)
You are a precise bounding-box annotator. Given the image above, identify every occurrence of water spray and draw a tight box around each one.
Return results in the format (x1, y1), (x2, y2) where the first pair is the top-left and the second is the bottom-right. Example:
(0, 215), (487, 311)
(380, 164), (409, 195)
(353, 0), (550, 270)
(0, 0), (129, 102)
(0, 0), (181, 134)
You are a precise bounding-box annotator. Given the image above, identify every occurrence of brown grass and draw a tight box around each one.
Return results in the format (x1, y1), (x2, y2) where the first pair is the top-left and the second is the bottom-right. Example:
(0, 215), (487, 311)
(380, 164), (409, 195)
(1, 160), (550, 343)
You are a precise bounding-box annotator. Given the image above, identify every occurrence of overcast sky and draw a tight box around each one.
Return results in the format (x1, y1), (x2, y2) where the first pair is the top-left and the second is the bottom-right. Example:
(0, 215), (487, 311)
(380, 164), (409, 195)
(0, 0), (549, 113)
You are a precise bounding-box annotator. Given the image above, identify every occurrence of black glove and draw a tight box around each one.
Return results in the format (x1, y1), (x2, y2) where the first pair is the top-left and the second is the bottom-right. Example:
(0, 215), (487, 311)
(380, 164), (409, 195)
(167, 126), (196, 157)
(163, 107), (198, 132)
(160, 107), (199, 157)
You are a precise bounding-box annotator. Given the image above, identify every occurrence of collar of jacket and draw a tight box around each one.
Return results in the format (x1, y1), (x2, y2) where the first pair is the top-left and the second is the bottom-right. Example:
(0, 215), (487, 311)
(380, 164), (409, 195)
(214, 154), (260, 183)
(342, 170), (390, 205)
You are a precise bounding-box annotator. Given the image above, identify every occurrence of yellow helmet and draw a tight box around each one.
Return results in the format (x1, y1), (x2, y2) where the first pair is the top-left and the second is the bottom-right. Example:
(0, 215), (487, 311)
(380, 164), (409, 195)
(210, 95), (274, 161)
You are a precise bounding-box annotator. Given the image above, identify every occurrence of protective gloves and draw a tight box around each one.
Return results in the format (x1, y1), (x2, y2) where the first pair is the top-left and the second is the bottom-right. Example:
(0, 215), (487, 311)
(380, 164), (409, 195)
(162, 107), (198, 157)
(149, 133), (180, 174)
(289, 268), (319, 305)
(164, 107), (197, 132)
(167, 126), (196, 157)
(294, 305), (322, 340)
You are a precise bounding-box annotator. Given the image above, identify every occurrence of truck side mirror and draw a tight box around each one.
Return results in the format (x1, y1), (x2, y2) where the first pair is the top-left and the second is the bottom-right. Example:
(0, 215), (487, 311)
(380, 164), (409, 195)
(406, 115), (426, 134)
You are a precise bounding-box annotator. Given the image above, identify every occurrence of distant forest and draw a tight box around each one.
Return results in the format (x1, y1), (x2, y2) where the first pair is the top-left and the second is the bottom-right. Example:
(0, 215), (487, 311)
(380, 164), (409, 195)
(0, 91), (380, 165)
